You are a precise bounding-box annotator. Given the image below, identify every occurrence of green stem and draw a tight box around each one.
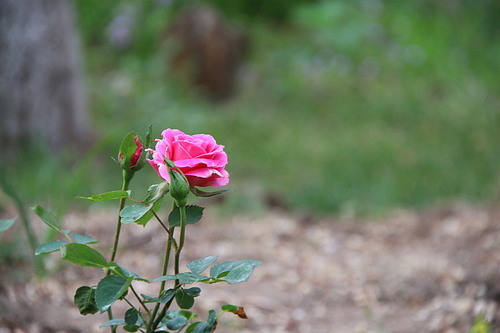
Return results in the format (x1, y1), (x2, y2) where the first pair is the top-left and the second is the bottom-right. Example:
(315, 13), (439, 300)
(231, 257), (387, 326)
(147, 225), (175, 332)
(106, 170), (132, 333)
(174, 205), (187, 276)
(148, 204), (187, 332)
(110, 170), (132, 263)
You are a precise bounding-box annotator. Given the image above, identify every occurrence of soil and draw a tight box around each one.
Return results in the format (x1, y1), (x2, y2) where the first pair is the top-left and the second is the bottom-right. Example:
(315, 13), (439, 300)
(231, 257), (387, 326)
(1, 203), (499, 333)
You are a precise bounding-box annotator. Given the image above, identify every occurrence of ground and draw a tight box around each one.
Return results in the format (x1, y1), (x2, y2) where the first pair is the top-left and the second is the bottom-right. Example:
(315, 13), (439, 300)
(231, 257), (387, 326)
(1, 203), (499, 332)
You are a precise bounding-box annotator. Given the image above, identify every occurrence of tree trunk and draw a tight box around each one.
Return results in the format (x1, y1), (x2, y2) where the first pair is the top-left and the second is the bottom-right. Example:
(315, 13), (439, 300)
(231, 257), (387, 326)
(0, 0), (92, 156)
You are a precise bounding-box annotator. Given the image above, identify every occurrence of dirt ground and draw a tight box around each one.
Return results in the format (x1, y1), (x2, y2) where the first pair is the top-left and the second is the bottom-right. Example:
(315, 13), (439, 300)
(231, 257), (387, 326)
(1, 203), (499, 332)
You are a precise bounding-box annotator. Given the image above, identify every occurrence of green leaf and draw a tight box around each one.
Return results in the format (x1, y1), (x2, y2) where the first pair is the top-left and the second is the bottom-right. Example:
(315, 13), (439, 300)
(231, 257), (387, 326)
(207, 309), (217, 327)
(191, 187), (229, 198)
(35, 240), (69, 255)
(141, 294), (158, 303)
(77, 190), (130, 202)
(74, 286), (99, 315)
(143, 182), (169, 204)
(95, 275), (132, 312)
(210, 260), (262, 284)
(175, 289), (195, 309)
(169, 205), (204, 227)
(108, 263), (149, 282)
(190, 322), (212, 333)
(221, 304), (239, 313)
(124, 308), (138, 325)
(153, 272), (209, 284)
(61, 243), (108, 268)
(166, 315), (188, 330)
(120, 203), (153, 224)
(185, 287), (201, 297)
(120, 198), (163, 226)
(135, 197), (163, 226)
(123, 324), (140, 332)
(31, 205), (67, 235)
(187, 256), (218, 274)
(0, 217), (16, 232)
(71, 233), (99, 244)
(100, 318), (126, 327)
(159, 289), (176, 304)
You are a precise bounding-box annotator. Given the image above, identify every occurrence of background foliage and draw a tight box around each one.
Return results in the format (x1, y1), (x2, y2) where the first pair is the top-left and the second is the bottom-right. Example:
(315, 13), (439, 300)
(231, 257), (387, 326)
(2, 0), (499, 216)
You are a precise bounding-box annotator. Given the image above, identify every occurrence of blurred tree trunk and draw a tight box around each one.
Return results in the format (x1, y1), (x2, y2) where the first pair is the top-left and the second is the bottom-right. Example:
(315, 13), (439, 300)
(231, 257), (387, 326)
(0, 0), (92, 156)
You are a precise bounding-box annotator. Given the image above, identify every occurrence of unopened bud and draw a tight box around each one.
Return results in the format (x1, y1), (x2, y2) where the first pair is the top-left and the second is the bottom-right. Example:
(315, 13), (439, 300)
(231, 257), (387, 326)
(169, 169), (189, 207)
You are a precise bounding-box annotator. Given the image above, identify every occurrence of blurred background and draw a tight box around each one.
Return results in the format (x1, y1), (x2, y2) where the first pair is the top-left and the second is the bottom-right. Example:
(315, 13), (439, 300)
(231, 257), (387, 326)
(1, 0), (499, 217)
(1, 0), (500, 331)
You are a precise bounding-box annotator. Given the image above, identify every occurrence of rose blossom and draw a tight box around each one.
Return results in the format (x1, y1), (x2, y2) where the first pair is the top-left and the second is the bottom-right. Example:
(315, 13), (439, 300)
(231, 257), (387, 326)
(147, 129), (229, 187)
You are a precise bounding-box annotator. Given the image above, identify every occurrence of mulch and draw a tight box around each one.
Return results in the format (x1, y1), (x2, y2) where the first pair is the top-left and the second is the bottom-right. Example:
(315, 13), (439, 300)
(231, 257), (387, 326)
(1, 203), (499, 332)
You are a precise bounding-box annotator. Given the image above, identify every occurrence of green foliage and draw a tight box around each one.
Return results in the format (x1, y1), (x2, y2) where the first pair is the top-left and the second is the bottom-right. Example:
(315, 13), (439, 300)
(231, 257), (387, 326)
(0, 217), (16, 232)
(154, 258), (262, 285)
(64, 0), (500, 216)
(61, 243), (108, 268)
(168, 205), (204, 227)
(31, 205), (66, 235)
(187, 256), (218, 274)
(35, 240), (69, 255)
(74, 286), (99, 315)
(78, 190), (131, 202)
(95, 275), (133, 312)
(469, 314), (493, 333)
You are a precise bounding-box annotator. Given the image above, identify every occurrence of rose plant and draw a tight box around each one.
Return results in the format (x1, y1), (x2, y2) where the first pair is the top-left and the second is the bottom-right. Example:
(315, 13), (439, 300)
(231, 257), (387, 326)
(32, 127), (260, 332)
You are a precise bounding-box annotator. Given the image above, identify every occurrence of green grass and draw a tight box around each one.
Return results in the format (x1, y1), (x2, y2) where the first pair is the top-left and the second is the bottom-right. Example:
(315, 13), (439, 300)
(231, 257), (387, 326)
(4, 0), (499, 217)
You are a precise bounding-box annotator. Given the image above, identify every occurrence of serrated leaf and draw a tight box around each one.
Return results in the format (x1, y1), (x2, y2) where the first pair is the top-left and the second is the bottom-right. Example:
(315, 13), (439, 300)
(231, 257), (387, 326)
(35, 240), (69, 255)
(124, 308), (138, 325)
(210, 260), (262, 284)
(74, 286), (99, 315)
(187, 256), (218, 274)
(95, 275), (132, 312)
(168, 205), (204, 227)
(175, 289), (194, 309)
(120, 203), (153, 224)
(31, 205), (66, 235)
(61, 243), (108, 268)
(71, 233), (99, 244)
(0, 217), (16, 232)
(100, 318), (126, 327)
(77, 190), (130, 202)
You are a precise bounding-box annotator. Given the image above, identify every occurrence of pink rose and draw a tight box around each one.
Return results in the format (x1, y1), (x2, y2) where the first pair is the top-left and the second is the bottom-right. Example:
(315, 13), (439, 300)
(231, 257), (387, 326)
(130, 137), (143, 168)
(147, 129), (229, 187)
